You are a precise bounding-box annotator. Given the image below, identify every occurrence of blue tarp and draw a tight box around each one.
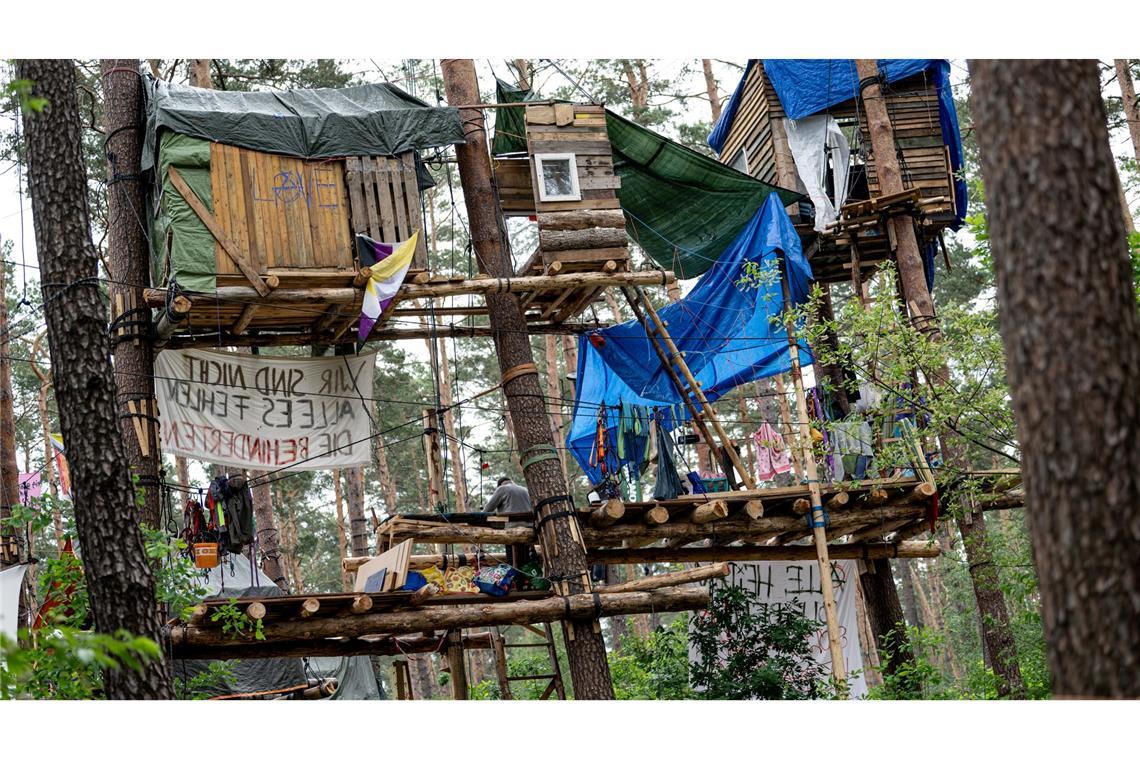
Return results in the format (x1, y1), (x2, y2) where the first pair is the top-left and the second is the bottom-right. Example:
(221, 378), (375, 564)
(566, 194), (815, 484)
(708, 59), (968, 229)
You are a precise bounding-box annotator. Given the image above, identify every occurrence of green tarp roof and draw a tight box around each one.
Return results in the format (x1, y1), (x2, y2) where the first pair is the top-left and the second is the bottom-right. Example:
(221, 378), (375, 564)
(491, 78), (538, 156)
(605, 111), (803, 279)
(141, 72), (465, 172)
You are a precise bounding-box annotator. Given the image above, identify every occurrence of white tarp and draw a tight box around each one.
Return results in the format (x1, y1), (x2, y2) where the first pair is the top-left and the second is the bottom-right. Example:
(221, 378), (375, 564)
(1, 564), (28, 643)
(156, 348), (376, 471)
(704, 559), (867, 698)
(784, 114), (850, 232)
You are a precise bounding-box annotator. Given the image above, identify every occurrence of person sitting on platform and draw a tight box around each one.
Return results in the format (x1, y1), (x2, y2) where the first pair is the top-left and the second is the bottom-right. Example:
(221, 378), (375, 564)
(483, 476), (532, 516)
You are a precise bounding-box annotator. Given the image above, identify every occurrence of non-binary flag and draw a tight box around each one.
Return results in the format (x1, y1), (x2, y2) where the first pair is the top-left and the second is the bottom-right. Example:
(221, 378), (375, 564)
(356, 231), (419, 348)
(49, 433), (71, 498)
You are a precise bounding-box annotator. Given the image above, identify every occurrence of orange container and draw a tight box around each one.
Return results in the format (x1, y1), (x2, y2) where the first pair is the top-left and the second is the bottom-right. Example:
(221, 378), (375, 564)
(193, 542), (219, 569)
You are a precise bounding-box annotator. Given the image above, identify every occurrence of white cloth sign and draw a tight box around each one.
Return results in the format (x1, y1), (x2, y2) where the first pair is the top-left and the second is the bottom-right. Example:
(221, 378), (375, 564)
(784, 114), (851, 232)
(1, 564), (28, 643)
(701, 559), (867, 698)
(156, 348), (376, 470)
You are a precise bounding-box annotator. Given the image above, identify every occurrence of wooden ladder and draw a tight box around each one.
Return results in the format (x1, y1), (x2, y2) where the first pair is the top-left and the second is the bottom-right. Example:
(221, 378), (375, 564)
(618, 285), (756, 490)
(489, 623), (567, 700)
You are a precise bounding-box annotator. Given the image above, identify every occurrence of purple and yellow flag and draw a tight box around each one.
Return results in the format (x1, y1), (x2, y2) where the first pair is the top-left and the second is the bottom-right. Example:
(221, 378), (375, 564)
(356, 232), (419, 348)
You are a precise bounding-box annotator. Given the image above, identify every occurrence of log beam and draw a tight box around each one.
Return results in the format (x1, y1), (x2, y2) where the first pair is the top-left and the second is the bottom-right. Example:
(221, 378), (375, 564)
(168, 587), (710, 656)
(587, 541), (941, 564)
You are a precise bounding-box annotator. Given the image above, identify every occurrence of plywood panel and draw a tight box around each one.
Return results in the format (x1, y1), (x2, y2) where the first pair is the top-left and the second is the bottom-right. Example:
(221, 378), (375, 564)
(209, 143), (352, 280)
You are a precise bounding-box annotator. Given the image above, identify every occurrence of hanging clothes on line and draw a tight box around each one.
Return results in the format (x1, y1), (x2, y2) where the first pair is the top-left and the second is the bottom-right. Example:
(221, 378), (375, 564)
(784, 113), (851, 232)
(832, 416), (874, 480)
(753, 421), (793, 482)
(653, 414), (685, 501)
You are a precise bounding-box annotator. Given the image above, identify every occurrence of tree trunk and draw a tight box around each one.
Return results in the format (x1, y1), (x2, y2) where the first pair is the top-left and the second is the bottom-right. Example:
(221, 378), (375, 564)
(1115, 60), (1140, 164)
(188, 59), (212, 88)
(374, 439), (400, 516)
(971, 58), (1140, 698)
(102, 59), (162, 527)
(442, 59), (615, 699)
(344, 466), (370, 557)
(544, 335), (567, 477)
(334, 469), (350, 591)
(857, 58), (1026, 698)
(0, 261), (22, 569)
(17, 58), (173, 699)
(859, 560), (916, 678)
(250, 470), (287, 591)
(702, 59), (722, 122)
(29, 335), (63, 545)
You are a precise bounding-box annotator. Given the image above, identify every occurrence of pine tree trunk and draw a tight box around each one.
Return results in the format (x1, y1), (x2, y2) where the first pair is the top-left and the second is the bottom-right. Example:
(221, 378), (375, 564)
(334, 469), (350, 591)
(860, 559), (916, 678)
(857, 58), (1026, 698)
(17, 58), (173, 699)
(970, 58), (1140, 698)
(702, 59), (722, 122)
(1115, 60), (1140, 164)
(442, 59), (615, 699)
(0, 261), (22, 568)
(102, 59), (162, 527)
(544, 335), (567, 477)
(344, 466), (370, 557)
(249, 470), (287, 590)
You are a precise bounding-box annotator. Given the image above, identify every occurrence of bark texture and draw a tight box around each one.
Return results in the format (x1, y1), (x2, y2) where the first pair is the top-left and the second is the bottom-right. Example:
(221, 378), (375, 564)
(102, 59), (161, 527)
(858, 58), (1025, 698)
(0, 261), (21, 567)
(18, 59), (173, 699)
(344, 466), (370, 557)
(859, 560), (916, 678)
(442, 59), (615, 699)
(702, 59), (722, 121)
(971, 58), (1140, 698)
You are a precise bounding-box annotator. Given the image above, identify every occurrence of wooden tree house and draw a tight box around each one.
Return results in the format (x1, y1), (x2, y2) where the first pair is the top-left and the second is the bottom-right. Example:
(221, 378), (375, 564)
(715, 62), (961, 285)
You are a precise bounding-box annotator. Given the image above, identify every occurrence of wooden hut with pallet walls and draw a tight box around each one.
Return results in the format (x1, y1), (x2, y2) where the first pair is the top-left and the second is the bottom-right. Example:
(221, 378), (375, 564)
(493, 102), (631, 323)
(711, 60), (963, 286)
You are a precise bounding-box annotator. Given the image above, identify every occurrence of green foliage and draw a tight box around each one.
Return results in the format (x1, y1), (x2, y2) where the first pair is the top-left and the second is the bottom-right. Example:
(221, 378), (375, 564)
(141, 525), (206, 620)
(0, 628), (161, 700)
(173, 661), (234, 700)
(210, 599), (265, 641)
(609, 615), (693, 700)
(4, 77), (48, 113)
(868, 626), (955, 699)
(689, 586), (833, 700)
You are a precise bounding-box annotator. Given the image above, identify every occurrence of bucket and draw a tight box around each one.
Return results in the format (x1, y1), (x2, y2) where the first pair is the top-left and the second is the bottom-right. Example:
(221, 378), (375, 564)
(193, 542), (219, 569)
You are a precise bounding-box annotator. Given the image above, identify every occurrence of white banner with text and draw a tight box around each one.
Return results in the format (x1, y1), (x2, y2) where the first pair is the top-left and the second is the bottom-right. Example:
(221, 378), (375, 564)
(156, 348), (376, 470)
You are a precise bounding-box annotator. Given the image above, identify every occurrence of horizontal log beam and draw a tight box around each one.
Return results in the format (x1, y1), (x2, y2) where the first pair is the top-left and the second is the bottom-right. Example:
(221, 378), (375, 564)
(602, 562), (729, 593)
(174, 631), (495, 661)
(396, 269), (672, 300)
(344, 553), (508, 572)
(587, 540), (941, 564)
(168, 588), (709, 656)
(581, 505), (925, 547)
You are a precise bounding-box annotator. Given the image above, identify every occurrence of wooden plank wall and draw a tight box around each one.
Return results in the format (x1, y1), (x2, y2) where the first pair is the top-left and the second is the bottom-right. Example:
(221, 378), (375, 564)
(210, 144), (353, 287)
(716, 67), (954, 215)
(494, 156), (536, 215)
(344, 153), (429, 270)
(524, 104), (629, 274)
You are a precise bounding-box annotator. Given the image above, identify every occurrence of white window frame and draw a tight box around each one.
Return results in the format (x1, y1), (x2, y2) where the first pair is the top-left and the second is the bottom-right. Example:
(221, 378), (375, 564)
(534, 152), (582, 202)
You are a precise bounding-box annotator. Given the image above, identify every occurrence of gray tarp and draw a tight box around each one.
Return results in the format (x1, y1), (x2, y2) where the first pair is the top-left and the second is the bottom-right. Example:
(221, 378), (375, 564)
(142, 72), (465, 172)
(173, 556), (381, 699)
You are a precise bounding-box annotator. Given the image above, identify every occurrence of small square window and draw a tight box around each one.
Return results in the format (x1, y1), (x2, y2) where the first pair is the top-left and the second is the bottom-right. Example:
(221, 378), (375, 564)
(534, 153), (581, 202)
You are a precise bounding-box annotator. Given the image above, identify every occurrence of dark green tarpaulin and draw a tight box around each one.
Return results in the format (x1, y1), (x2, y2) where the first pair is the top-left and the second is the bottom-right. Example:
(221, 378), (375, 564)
(605, 111), (803, 279)
(151, 132), (217, 292)
(491, 78), (537, 156)
(141, 74), (465, 172)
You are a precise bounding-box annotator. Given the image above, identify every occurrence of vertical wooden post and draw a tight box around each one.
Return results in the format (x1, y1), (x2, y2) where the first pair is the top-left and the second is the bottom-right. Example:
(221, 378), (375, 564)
(772, 373), (803, 478)
(0, 259), (21, 568)
(334, 469), (349, 592)
(442, 58), (614, 699)
(422, 407), (446, 511)
(446, 630), (469, 700)
(858, 58), (1025, 697)
(780, 266), (847, 692)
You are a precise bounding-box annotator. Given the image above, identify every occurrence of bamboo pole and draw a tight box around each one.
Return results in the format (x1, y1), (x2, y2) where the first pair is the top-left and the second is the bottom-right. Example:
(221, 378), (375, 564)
(628, 286), (756, 490)
(780, 265), (847, 691)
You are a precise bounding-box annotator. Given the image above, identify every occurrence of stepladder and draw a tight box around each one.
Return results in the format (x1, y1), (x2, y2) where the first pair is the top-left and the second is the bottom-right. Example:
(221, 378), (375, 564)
(490, 622), (567, 700)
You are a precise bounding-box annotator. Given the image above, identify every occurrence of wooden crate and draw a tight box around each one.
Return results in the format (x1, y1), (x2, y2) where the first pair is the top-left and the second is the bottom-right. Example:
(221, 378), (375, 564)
(344, 153), (428, 270)
(209, 143), (354, 289)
